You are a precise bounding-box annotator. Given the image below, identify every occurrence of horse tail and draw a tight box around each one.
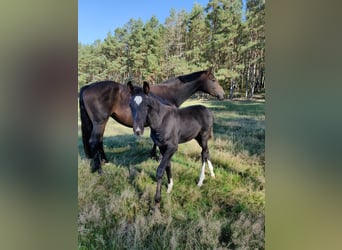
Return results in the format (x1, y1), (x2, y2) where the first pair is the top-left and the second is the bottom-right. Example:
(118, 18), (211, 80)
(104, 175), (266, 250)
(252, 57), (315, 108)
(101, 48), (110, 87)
(79, 85), (92, 158)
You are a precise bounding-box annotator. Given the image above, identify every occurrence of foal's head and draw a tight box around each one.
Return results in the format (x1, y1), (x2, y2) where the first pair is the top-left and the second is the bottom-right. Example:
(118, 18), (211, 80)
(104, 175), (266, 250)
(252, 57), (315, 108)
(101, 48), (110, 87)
(127, 81), (151, 136)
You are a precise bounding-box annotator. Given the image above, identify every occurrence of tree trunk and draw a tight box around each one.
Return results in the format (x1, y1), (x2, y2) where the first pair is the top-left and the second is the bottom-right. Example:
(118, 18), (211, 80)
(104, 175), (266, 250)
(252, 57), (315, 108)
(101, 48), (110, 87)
(250, 63), (257, 98)
(245, 71), (249, 99)
(229, 79), (235, 99)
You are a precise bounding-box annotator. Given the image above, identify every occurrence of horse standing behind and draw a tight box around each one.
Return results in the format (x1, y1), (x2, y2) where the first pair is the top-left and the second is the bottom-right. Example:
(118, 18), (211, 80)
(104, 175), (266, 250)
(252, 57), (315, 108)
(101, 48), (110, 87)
(79, 69), (225, 173)
(128, 81), (215, 209)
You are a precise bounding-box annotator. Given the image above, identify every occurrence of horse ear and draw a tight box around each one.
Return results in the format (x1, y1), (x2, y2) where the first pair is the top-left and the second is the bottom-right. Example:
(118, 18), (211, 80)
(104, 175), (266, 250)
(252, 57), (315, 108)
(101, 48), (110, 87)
(143, 81), (150, 95)
(127, 81), (134, 93)
(207, 67), (213, 75)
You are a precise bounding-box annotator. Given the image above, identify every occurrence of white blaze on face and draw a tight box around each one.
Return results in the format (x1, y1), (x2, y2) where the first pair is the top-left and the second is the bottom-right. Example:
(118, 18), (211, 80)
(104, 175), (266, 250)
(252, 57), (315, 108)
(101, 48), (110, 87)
(134, 96), (142, 106)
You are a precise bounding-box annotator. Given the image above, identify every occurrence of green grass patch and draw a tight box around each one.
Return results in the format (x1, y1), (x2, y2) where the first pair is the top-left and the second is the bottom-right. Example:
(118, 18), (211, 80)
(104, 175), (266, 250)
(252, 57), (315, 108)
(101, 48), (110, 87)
(78, 99), (265, 249)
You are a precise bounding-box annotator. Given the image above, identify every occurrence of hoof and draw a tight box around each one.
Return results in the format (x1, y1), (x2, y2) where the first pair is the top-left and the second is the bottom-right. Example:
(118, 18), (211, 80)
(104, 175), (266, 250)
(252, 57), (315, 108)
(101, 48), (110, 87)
(150, 151), (162, 162)
(154, 203), (161, 217)
(90, 166), (97, 173)
(150, 154), (160, 162)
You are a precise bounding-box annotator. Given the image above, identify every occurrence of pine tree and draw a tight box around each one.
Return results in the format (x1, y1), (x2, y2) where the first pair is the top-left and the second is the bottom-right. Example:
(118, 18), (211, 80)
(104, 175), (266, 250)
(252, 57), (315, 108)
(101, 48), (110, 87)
(186, 3), (209, 71)
(78, 1), (265, 100)
(78, 40), (108, 86)
(163, 9), (189, 77)
(243, 0), (265, 97)
(142, 16), (164, 83)
(125, 18), (145, 82)
(205, 0), (243, 92)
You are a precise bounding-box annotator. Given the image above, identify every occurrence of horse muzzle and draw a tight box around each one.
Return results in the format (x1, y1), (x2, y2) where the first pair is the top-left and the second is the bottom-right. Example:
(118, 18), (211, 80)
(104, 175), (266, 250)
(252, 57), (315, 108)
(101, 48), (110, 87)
(218, 94), (225, 100)
(133, 126), (143, 136)
(211, 90), (225, 100)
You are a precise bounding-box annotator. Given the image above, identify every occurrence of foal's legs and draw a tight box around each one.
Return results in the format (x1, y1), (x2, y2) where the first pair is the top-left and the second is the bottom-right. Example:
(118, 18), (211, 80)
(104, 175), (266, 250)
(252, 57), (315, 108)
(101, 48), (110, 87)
(166, 162), (173, 193)
(150, 143), (159, 161)
(89, 123), (106, 174)
(155, 145), (176, 205)
(196, 133), (215, 187)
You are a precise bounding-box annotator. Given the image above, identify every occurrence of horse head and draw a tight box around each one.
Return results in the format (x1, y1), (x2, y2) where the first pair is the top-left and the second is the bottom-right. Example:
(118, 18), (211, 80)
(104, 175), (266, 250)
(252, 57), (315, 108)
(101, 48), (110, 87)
(127, 81), (150, 136)
(201, 68), (225, 100)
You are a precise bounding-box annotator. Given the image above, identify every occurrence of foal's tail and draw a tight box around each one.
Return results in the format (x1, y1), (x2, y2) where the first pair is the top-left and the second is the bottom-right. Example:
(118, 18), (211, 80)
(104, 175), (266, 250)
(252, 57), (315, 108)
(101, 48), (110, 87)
(79, 85), (92, 158)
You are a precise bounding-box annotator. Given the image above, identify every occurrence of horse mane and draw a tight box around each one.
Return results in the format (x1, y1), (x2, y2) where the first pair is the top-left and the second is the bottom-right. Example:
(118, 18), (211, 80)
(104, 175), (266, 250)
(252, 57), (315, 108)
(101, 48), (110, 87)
(162, 70), (206, 84)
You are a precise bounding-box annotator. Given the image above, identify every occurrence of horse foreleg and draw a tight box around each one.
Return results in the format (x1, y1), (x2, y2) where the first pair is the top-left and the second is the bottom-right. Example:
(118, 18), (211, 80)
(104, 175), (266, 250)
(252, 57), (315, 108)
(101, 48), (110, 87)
(90, 151), (102, 174)
(198, 161), (206, 187)
(155, 162), (166, 204)
(150, 143), (160, 161)
(155, 146), (176, 205)
(100, 142), (109, 164)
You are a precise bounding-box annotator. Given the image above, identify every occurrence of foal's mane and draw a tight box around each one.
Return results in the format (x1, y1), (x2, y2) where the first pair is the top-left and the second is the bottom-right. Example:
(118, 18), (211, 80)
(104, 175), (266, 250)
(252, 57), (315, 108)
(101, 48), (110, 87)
(162, 70), (207, 84)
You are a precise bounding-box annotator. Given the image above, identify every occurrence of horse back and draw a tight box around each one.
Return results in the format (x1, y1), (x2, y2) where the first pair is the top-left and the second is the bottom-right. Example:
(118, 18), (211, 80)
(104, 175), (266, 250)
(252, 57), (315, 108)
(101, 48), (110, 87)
(176, 105), (213, 143)
(179, 105), (213, 127)
(81, 81), (129, 122)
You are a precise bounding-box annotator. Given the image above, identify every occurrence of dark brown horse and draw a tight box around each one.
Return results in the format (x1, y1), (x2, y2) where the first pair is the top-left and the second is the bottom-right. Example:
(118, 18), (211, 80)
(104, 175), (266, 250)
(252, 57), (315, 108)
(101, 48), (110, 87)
(79, 69), (225, 173)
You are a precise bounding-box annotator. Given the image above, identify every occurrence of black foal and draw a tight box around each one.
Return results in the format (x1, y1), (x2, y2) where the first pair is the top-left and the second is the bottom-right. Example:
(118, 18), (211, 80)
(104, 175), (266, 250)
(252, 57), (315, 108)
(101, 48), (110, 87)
(128, 81), (215, 207)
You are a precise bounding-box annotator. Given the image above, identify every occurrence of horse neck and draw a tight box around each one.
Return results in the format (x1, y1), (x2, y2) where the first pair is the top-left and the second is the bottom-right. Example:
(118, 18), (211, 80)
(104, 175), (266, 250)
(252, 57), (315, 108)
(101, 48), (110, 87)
(169, 79), (202, 106)
(155, 79), (202, 107)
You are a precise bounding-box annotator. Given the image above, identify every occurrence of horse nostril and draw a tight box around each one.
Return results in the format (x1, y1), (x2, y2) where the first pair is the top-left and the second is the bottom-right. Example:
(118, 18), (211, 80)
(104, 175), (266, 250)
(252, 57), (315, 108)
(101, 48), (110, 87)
(135, 127), (142, 136)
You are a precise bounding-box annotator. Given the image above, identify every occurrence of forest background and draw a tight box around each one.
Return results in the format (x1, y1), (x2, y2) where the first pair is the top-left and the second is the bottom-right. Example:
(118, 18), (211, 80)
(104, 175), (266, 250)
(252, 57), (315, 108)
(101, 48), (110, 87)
(78, 0), (265, 99)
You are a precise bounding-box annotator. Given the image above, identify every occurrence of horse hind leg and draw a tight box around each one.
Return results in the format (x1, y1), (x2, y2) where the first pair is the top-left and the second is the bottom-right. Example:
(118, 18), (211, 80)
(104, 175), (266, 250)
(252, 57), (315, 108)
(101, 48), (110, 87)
(196, 135), (208, 186)
(197, 149), (215, 186)
(89, 124), (106, 174)
(196, 133), (215, 186)
(203, 142), (215, 179)
(150, 143), (160, 161)
(204, 136), (215, 178)
(197, 161), (206, 187)
(166, 162), (173, 193)
(207, 159), (215, 178)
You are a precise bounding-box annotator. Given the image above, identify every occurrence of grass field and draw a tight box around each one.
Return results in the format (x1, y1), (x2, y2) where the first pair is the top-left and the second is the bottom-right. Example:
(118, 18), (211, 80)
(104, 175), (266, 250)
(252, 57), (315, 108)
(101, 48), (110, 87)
(78, 98), (265, 249)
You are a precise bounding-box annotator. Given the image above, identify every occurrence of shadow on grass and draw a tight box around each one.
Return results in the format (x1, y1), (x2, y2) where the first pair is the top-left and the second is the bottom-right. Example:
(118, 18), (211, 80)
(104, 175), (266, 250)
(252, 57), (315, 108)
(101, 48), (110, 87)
(204, 100), (265, 156)
(78, 134), (153, 167)
(206, 100), (264, 116)
(213, 118), (265, 157)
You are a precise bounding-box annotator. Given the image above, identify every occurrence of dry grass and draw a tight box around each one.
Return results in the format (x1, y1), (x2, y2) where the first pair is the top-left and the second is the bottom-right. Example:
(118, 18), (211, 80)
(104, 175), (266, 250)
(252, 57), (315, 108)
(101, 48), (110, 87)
(78, 99), (265, 249)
